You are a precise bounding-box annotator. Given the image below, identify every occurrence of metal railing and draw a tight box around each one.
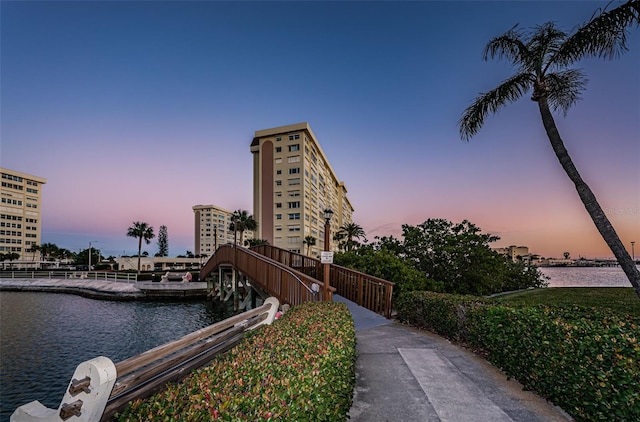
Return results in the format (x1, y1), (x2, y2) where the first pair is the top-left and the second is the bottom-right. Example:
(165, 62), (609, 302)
(252, 245), (394, 318)
(0, 271), (138, 282)
(200, 244), (333, 306)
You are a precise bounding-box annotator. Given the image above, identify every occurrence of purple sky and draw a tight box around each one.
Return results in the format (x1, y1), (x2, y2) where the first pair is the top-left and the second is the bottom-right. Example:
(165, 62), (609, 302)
(2, 1), (638, 259)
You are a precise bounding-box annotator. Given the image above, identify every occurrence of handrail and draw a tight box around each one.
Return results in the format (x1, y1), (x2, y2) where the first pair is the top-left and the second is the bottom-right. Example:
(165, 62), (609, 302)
(11, 298), (280, 422)
(200, 244), (334, 306)
(0, 271), (138, 282)
(251, 245), (394, 318)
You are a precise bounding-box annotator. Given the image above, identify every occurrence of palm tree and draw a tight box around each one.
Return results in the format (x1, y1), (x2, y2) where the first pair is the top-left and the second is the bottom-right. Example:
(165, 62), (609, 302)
(126, 221), (155, 274)
(28, 244), (41, 268)
(303, 235), (316, 256)
(459, 1), (640, 298)
(39, 242), (59, 262)
(334, 222), (367, 252)
(229, 210), (257, 247)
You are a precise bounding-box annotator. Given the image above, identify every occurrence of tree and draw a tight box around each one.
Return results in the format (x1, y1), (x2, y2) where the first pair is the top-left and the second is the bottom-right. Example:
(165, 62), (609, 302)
(229, 210), (257, 247)
(333, 222), (367, 252)
(126, 221), (155, 274)
(0, 252), (20, 269)
(303, 236), (316, 255)
(459, 1), (640, 298)
(335, 245), (442, 298)
(39, 242), (60, 261)
(246, 238), (269, 248)
(28, 244), (41, 264)
(157, 225), (169, 257)
(397, 219), (547, 295)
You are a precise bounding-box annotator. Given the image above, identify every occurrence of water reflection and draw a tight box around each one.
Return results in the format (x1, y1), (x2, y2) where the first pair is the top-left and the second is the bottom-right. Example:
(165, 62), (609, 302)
(0, 292), (228, 421)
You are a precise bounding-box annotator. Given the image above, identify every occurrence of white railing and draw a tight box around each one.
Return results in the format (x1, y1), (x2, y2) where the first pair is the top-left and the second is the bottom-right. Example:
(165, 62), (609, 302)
(0, 271), (138, 282)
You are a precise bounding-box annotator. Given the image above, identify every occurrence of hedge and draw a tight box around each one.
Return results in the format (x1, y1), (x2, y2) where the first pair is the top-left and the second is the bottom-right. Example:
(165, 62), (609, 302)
(116, 301), (356, 421)
(396, 291), (640, 421)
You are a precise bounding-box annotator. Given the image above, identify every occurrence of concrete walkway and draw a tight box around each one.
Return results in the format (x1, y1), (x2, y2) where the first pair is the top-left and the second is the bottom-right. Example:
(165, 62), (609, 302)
(333, 295), (574, 422)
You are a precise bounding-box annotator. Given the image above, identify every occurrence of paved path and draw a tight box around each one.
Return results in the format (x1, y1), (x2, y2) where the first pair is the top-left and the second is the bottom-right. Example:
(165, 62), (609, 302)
(333, 296), (574, 422)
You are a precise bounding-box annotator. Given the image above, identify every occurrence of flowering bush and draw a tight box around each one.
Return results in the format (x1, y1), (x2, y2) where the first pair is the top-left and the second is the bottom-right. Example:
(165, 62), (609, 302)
(116, 301), (356, 421)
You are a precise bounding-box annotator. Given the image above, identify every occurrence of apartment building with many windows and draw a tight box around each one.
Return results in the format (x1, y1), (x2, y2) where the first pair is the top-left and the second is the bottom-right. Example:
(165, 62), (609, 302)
(193, 204), (254, 257)
(250, 122), (354, 255)
(0, 168), (47, 263)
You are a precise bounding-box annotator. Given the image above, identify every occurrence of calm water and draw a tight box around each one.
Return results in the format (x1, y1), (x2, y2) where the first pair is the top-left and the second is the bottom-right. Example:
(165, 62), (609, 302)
(0, 292), (227, 421)
(540, 265), (637, 287)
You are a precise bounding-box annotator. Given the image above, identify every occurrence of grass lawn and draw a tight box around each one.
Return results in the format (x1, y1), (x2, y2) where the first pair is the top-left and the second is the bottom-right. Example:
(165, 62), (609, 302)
(491, 287), (640, 316)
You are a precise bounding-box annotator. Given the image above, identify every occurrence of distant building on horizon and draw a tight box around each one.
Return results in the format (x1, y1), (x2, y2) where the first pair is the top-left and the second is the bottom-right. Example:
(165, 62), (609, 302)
(0, 167), (47, 266)
(192, 204), (254, 257)
(250, 122), (354, 255)
(493, 245), (530, 263)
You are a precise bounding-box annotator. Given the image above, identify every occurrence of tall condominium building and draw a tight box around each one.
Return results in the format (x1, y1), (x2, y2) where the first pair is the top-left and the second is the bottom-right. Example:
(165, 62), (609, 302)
(251, 122), (354, 255)
(0, 168), (47, 263)
(193, 204), (254, 257)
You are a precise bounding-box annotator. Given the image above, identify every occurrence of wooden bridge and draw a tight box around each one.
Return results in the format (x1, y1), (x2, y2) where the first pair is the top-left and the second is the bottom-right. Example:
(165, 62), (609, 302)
(200, 244), (394, 318)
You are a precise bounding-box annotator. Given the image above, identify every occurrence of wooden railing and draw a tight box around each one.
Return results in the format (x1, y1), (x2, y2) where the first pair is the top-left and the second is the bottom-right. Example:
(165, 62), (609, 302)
(200, 244), (334, 306)
(11, 299), (279, 422)
(251, 245), (394, 318)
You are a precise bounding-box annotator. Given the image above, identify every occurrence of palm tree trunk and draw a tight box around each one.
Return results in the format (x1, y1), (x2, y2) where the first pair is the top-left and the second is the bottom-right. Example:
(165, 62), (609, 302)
(137, 237), (142, 274)
(537, 99), (640, 299)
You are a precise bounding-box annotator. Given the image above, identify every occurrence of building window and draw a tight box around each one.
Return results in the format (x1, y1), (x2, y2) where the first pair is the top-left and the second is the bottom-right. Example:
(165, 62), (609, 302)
(275, 147), (282, 153)
(287, 155), (300, 163)
(275, 158), (282, 164)
(276, 214), (282, 220)
(288, 144), (300, 152)
(289, 168), (300, 174)
(288, 201), (300, 208)
(288, 190), (300, 197)
(288, 225), (301, 232)
(276, 137), (282, 141)
(288, 178), (300, 186)
(288, 134), (300, 141)
(288, 213), (301, 220)
(276, 170), (282, 175)
(276, 180), (282, 186)
(276, 203), (282, 208)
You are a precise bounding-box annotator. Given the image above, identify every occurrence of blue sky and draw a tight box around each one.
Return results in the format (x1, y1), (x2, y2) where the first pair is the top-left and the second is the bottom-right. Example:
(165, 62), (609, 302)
(2, 0), (638, 259)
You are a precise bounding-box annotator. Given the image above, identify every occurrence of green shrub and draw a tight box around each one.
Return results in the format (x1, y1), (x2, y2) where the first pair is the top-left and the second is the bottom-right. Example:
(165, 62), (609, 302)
(466, 305), (640, 421)
(116, 301), (356, 421)
(395, 291), (487, 339)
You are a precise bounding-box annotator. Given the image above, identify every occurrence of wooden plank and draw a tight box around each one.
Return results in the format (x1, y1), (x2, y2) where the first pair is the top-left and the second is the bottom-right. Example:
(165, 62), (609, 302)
(115, 302), (272, 376)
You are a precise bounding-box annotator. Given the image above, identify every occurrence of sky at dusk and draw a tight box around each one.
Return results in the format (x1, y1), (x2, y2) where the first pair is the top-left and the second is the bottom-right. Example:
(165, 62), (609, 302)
(1, 1), (638, 259)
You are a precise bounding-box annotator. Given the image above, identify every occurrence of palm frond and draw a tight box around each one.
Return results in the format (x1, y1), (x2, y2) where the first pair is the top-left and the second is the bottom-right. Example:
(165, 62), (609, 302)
(483, 24), (529, 65)
(544, 69), (588, 115)
(527, 22), (569, 74)
(554, 0), (640, 66)
(459, 72), (533, 141)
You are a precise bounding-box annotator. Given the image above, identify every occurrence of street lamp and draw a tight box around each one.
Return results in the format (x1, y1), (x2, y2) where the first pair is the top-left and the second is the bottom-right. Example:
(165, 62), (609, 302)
(323, 208), (334, 301)
(88, 241), (98, 271)
(632, 241), (636, 262)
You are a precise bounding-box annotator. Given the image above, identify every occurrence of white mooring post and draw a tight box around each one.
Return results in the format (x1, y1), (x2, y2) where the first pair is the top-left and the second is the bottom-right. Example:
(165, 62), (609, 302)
(11, 356), (117, 422)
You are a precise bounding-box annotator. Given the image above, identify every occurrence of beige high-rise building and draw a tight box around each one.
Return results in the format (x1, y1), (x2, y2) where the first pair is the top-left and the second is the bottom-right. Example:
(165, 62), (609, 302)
(193, 204), (254, 257)
(0, 168), (47, 264)
(250, 122), (354, 255)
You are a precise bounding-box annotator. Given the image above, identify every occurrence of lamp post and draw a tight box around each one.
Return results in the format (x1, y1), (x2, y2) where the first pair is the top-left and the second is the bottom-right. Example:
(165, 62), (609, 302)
(322, 208), (334, 301)
(632, 241), (636, 262)
(88, 240), (98, 271)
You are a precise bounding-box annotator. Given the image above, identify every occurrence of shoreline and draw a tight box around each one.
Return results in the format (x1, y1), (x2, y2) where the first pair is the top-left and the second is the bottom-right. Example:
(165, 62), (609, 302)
(0, 279), (209, 301)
